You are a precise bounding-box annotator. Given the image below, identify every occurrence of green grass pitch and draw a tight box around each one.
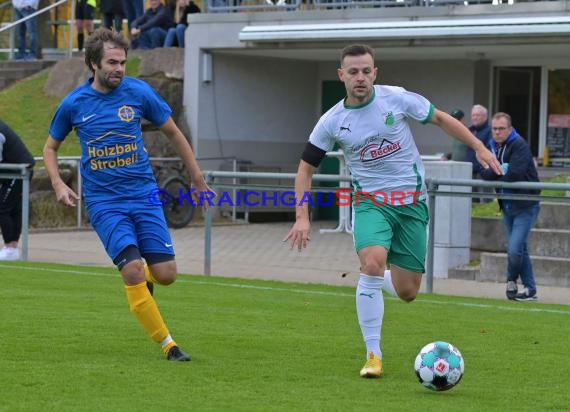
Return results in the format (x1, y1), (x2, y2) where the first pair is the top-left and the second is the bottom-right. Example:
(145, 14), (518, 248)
(0, 261), (568, 411)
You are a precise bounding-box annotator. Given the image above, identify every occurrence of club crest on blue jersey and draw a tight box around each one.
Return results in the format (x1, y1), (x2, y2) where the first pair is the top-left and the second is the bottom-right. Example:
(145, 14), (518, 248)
(118, 105), (136, 122)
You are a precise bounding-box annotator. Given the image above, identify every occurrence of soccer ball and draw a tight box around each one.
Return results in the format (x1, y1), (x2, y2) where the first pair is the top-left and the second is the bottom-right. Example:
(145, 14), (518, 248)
(414, 341), (464, 391)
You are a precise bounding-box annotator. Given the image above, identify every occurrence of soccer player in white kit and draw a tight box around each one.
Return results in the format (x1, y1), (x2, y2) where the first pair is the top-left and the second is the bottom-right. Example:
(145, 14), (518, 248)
(284, 44), (503, 378)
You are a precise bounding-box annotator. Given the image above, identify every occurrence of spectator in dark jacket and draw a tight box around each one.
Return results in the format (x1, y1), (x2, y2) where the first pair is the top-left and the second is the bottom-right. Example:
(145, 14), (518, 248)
(0, 119), (35, 261)
(130, 0), (174, 49)
(164, 0), (201, 48)
(480, 112), (540, 302)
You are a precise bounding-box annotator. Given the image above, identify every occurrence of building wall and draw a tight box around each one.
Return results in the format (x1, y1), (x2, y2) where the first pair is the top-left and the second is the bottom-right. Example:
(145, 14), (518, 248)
(183, 5), (569, 168)
(192, 54), (476, 169)
(316, 59), (476, 156)
(194, 54), (319, 169)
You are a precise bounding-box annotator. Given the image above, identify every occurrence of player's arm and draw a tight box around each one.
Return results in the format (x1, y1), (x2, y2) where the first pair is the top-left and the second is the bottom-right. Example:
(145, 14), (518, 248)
(158, 117), (215, 204)
(43, 136), (79, 207)
(283, 142), (325, 251)
(430, 109), (503, 175)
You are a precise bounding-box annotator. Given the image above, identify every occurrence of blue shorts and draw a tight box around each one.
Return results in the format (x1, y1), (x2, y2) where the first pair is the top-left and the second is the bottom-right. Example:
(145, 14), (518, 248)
(87, 200), (174, 262)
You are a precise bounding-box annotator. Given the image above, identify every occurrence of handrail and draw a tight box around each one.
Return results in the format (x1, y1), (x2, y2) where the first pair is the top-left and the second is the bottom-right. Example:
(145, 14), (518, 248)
(0, 0), (69, 33)
(205, 0), (518, 12)
(312, 0), (416, 8)
(424, 177), (570, 294)
(30, 155), (243, 228)
(201, 172), (570, 283)
(426, 177), (570, 192)
(0, 0), (72, 59)
(207, 0), (303, 12)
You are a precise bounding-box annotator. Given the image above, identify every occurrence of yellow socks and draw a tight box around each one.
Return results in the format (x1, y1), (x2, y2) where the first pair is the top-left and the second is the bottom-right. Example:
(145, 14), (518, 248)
(125, 281), (170, 344)
(144, 264), (159, 284)
(161, 339), (177, 354)
(139, 267), (180, 354)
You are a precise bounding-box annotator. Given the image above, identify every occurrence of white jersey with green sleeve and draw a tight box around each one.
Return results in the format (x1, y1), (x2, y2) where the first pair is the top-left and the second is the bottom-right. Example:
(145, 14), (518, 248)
(309, 85), (434, 205)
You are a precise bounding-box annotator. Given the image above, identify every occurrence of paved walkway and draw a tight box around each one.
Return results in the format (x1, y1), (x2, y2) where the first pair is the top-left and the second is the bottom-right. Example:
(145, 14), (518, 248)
(27, 222), (569, 305)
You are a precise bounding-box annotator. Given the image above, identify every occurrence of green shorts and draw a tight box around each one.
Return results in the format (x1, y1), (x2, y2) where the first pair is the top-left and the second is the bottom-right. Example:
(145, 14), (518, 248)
(353, 200), (429, 273)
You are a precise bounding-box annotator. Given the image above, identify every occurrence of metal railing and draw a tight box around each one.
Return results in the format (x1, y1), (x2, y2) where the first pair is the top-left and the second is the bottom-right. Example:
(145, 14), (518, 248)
(202, 169), (351, 276)
(207, 0), (303, 12)
(201, 171), (570, 294)
(425, 178), (570, 293)
(13, 163), (570, 293)
(31, 155), (241, 229)
(205, 0), (518, 12)
(0, 163), (32, 260)
(0, 0), (72, 59)
(0, 0), (542, 57)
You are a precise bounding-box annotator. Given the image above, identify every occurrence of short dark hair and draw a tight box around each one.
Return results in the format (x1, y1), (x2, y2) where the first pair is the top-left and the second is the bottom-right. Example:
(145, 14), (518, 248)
(340, 44), (375, 66)
(85, 28), (129, 74)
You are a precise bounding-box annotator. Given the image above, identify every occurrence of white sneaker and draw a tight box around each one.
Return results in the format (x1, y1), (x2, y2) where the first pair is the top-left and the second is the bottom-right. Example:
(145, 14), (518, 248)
(0, 247), (20, 261)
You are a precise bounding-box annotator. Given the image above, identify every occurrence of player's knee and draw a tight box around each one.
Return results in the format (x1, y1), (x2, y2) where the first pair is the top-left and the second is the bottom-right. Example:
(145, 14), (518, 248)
(155, 272), (176, 285)
(151, 263), (177, 285)
(121, 259), (145, 285)
(399, 290), (418, 303)
(360, 261), (386, 276)
(396, 279), (421, 302)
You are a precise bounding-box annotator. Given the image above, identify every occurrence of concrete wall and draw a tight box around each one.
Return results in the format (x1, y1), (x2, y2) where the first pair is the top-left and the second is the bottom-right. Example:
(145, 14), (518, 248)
(194, 54), (319, 170)
(182, 2), (570, 169)
(425, 161), (473, 277)
(187, 52), (476, 168)
(184, 15), (477, 168)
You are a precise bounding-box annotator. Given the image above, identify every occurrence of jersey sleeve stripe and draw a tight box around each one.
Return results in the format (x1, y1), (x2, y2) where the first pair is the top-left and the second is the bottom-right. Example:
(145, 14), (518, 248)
(421, 103), (435, 124)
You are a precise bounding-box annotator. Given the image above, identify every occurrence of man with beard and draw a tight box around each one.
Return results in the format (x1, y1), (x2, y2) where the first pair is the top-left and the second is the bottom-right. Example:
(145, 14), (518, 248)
(43, 28), (213, 361)
(284, 44), (503, 379)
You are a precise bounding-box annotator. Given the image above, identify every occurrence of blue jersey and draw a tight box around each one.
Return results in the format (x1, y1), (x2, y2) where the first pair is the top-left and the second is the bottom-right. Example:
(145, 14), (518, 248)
(49, 76), (171, 204)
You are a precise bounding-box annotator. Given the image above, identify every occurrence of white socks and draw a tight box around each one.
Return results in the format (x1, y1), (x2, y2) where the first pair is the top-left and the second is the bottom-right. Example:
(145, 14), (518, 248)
(356, 274), (384, 359)
(382, 269), (398, 297)
(356, 270), (398, 359)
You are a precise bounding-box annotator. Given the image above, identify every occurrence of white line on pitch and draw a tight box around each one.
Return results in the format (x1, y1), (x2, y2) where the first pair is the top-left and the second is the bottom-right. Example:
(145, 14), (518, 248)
(2, 263), (569, 315)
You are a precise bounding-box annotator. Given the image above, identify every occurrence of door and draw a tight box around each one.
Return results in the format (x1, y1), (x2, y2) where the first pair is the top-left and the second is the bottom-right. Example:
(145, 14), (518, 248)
(493, 67), (541, 155)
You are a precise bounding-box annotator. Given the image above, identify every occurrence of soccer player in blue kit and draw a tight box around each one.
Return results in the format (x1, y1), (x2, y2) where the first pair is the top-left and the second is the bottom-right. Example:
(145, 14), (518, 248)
(285, 44), (503, 378)
(43, 28), (213, 361)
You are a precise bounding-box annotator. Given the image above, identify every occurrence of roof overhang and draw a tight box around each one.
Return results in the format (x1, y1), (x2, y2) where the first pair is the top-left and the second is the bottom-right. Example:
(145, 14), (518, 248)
(239, 16), (570, 42)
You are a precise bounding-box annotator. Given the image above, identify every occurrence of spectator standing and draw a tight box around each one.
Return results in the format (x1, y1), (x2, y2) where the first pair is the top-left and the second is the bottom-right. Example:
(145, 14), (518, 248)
(481, 112), (540, 302)
(284, 44), (502, 379)
(163, 0), (201, 48)
(75, 0), (96, 52)
(131, 0), (174, 50)
(12, 0), (39, 60)
(0, 119), (35, 261)
(449, 109), (469, 162)
(100, 0), (126, 33)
